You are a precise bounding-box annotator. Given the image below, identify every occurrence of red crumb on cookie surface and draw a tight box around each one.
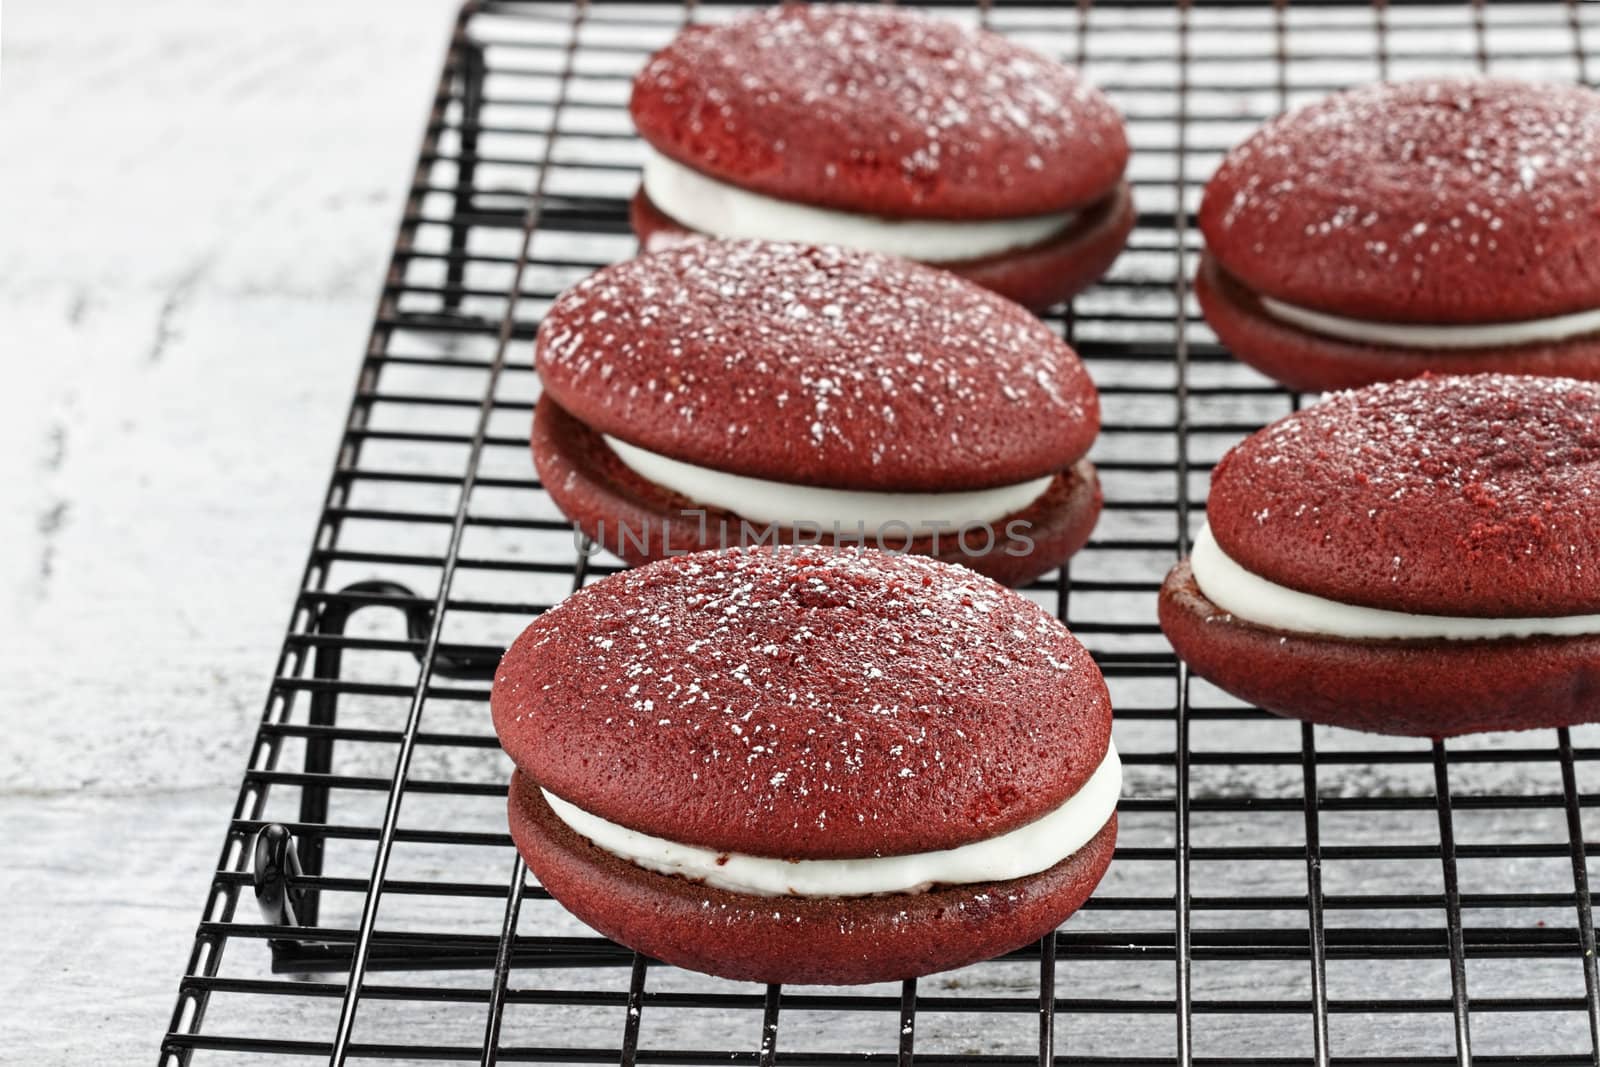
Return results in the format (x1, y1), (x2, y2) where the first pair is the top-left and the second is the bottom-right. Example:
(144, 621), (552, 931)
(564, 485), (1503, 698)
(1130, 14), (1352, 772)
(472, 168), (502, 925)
(630, 4), (1128, 219)
(490, 546), (1111, 860)
(1206, 374), (1600, 617)
(534, 240), (1099, 492)
(1201, 78), (1600, 323)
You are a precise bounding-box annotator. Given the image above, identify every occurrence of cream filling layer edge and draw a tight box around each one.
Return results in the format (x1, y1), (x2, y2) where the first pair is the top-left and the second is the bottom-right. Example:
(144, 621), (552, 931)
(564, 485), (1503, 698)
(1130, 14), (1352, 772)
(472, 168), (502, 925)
(1190, 523), (1600, 640)
(542, 744), (1121, 898)
(604, 434), (1056, 536)
(1259, 294), (1600, 350)
(641, 148), (1076, 261)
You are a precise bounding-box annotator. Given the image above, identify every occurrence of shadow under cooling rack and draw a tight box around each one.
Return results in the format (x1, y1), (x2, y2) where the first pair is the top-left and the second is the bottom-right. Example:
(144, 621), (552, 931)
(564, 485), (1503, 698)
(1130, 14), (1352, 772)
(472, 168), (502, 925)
(163, 2), (1600, 1065)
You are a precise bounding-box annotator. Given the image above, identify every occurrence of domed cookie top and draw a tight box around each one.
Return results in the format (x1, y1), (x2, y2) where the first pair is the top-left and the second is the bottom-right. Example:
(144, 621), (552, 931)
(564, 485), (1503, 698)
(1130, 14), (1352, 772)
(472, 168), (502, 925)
(1207, 374), (1600, 617)
(630, 4), (1128, 220)
(534, 240), (1099, 492)
(491, 546), (1112, 860)
(1201, 78), (1600, 323)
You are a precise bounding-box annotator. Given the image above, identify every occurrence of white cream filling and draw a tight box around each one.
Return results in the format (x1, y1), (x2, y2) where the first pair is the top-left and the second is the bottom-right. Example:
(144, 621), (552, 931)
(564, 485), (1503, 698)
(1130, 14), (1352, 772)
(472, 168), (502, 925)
(1190, 523), (1600, 640)
(641, 148), (1075, 261)
(543, 743), (1120, 898)
(1259, 295), (1600, 350)
(604, 435), (1054, 537)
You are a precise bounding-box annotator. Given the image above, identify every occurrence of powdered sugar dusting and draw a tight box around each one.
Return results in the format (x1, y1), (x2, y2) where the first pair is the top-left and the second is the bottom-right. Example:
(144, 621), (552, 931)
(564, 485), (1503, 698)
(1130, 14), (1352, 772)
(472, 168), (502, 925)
(1202, 78), (1600, 323)
(491, 546), (1110, 860)
(631, 4), (1127, 218)
(536, 240), (1097, 492)
(1209, 374), (1600, 617)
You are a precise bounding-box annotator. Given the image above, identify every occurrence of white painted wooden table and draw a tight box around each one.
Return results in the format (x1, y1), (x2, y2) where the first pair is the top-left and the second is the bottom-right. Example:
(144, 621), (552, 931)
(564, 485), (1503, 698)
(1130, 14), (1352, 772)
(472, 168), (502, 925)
(0, 3), (459, 1061)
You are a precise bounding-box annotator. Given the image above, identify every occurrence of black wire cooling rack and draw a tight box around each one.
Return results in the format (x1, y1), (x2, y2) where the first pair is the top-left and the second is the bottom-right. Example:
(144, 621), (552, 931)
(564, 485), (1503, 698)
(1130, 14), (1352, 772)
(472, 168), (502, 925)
(161, 2), (1600, 1064)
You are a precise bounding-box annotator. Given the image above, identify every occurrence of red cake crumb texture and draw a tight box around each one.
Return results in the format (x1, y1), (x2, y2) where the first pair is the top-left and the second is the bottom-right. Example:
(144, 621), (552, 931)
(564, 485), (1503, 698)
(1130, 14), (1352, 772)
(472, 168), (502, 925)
(1207, 374), (1600, 617)
(1201, 78), (1600, 323)
(630, 4), (1128, 219)
(534, 240), (1099, 492)
(491, 546), (1112, 860)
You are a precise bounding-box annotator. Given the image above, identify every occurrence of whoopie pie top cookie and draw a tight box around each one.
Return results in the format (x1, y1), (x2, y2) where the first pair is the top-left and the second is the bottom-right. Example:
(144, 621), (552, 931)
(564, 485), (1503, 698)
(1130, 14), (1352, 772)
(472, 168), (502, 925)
(1198, 78), (1600, 388)
(538, 240), (1096, 491)
(532, 240), (1102, 585)
(1199, 373), (1600, 622)
(626, 4), (1133, 309)
(492, 545), (1117, 862)
(633, 4), (1126, 219)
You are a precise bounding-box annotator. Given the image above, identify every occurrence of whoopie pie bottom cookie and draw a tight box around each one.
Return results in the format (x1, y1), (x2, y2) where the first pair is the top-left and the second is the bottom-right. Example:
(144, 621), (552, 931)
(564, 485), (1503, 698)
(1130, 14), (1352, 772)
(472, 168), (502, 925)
(509, 773), (1118, 985)
(532, 397), (1102, 588)
(1196, 255), (1600, 392)
(1160, 562), (1600, 738)
(630, 182), (1137, 315)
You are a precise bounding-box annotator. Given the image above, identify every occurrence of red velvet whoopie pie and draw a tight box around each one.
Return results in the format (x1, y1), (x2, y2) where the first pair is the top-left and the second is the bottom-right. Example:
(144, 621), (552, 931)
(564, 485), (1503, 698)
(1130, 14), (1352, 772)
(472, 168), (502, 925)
(1160, 374), (1600, 738)
(628, 4), (1133, 311)
(492, 545), (1120, 985)
(1199, 78), (1600, 391)
(532, 239), (1102, 587)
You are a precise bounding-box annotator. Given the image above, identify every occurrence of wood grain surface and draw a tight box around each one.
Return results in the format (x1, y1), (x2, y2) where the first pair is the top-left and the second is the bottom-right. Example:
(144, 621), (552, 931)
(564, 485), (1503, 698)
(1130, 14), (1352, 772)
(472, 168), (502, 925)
(0, 3), (459, 1062)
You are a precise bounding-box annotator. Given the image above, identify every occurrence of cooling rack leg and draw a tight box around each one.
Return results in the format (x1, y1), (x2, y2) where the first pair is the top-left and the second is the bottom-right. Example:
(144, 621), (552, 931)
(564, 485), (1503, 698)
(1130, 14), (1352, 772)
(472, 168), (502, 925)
(253, 825), (308, 929)
(296, 579), (489, 928)
(297, 580), (420, 921)
(300, 633), (342, 926)
(446, 40), (487, 313)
